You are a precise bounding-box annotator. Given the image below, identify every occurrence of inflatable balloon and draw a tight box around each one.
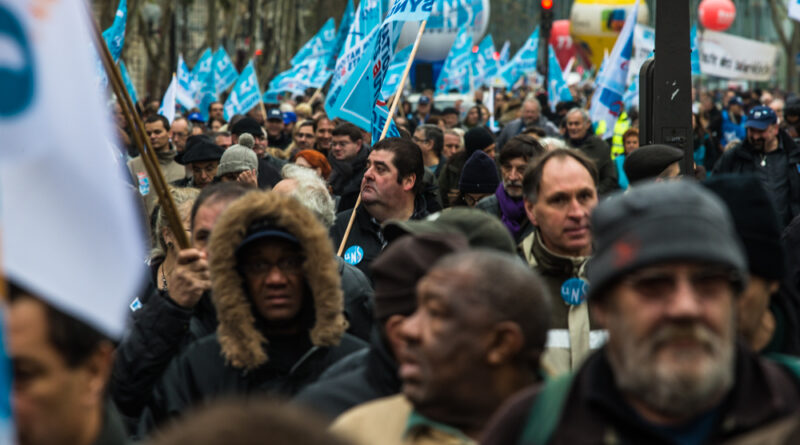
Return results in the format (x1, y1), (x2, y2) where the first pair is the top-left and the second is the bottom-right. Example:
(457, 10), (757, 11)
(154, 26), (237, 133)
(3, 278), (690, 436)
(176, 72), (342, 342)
(698, 0), (735, 32)
(396, 0), (490, 62)
(569, 0), (649, 68)
(550, 20), (576, 70)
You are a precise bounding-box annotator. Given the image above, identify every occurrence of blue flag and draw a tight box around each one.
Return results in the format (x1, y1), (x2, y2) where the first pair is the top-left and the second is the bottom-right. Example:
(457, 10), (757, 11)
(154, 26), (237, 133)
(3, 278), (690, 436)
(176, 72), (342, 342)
(499, 40), (510, 64)
(590, 0), (639, 139)
(223, 61), (261, 120)
(213, 47), (239, 93)
(176, 54), (197, 109)
(548, 45), (573, 111)
(196, 70), (218, 121)
(102, 0), (127, 63)
(263, 60), (324, 101)
(291, 18), (338, 66)
(331, 0), (355, 68)
(381, 44), (413, 100)
(691, 25), (701, 76)
(333, 0), (382, 88)
(473, 35), (499, 88)
(191, 48), (214, 98)
(372, 105), (401, 145)
(498, 28), (539, 87)
(436, 27), (473, 94)
(119, 60), (139, 105)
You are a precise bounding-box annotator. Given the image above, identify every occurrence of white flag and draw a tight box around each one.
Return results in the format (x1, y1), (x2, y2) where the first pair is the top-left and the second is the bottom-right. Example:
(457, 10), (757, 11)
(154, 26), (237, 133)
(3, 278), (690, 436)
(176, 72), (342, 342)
(790, 0), (800, 22)
(0, 0), (146, 338)
(159, 74), (178, 124)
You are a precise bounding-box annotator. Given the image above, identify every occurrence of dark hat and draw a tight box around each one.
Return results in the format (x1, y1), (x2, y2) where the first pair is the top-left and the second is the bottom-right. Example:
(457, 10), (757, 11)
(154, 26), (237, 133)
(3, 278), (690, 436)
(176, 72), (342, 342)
(623, 144), (684, 184)
(231, 117), (264, 136)
(370, 233), (469, 319)
(442, 107), (458, 116)
(459, 151), (500, 194)
(383, 207), (516, 254)
(745, 106), (778, 130)
(586, 181), (747, 301)
(187, 112), (205, 123)
(418, 95), (431, 105)
(464, 126), (495, 155)
(235, 219), (299, 256)
(185, 134), (214, 152)
(728, 96), (743, 107)
(703, 174), (785, 280)
(176, 141), (224, 165)
(267, 108), (284, 121)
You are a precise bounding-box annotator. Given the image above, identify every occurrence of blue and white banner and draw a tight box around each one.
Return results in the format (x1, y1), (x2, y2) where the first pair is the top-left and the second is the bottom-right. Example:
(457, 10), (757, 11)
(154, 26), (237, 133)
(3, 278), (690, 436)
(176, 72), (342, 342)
(331, 0), (355, 68)
(119, 60), (139, 105)
(690, 25), (701, 76)
(213, 47), (238, 93)
(102, 0), (127, 63)
(223, 60), (261, 120)
(176, 54), (197, 109)
(191, 48), (214, 99)
(158, 74), (177, 123)
(548, 45), (573, 110)
(497, 28), (538, 87)
(291, 17), (337, 66)
(0, 0), (146, 338)
(333, 0), (383, 87)
(436, 26), (472, 93)
(499, 39), (510, 64)
(380, 44), (413, 100)
(590, 0), (638, 139)
(372, 105), (402, 145)
(196, 70), (218, 121)
(473, 34), (499, 88)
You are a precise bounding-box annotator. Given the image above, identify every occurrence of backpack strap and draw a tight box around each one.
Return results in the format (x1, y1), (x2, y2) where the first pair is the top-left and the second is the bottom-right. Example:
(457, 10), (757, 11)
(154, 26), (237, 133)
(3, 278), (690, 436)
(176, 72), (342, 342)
(518, 373), (575, 445)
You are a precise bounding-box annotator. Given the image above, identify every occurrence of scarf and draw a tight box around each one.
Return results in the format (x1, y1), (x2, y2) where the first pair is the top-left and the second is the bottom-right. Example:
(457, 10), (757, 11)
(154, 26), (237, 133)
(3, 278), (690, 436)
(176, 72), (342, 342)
(495, 183), (526, 239)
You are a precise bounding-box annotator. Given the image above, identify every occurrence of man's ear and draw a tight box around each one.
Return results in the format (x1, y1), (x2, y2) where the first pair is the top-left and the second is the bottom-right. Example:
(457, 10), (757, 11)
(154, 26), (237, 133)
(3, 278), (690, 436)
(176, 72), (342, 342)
(383, 315), (407, 359)
(486, 321), (525, 366)
(524, 199), (538, 227)
(79, 342), (114, 409)
(402, 174), (416, 193)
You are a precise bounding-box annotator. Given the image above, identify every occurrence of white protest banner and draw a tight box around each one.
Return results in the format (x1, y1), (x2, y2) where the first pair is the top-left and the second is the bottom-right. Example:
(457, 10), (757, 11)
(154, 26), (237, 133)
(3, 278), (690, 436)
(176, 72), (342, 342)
(699, 30), (778, 81)
(628, 24), (654, 84)
(790, 0), (800, 23)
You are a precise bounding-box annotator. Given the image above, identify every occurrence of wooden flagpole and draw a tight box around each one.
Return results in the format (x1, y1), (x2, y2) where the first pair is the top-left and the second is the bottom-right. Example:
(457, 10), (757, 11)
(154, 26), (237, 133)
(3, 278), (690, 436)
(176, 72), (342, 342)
(89, 12), (191, 249)
(337, 20), (428, 257)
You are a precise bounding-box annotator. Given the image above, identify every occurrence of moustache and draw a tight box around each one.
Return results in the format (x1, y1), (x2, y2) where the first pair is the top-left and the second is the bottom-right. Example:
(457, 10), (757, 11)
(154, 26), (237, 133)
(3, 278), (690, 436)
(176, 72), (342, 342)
(649, 323), (719, 353)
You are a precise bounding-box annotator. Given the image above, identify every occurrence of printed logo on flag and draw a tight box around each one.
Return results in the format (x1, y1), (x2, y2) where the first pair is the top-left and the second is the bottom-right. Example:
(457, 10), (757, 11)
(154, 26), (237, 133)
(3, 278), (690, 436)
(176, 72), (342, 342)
(0, 5), (35, 116)
(137, 172), (150, 196)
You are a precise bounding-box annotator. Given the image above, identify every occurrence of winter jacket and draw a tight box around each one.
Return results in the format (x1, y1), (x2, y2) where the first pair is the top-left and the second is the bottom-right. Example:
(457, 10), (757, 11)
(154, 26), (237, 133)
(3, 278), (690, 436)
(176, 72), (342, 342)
(93, 403), (129, 445)
(712, 131), (800, 227)
(329, 146), (369, 212)
(127, 147), (186, 218)
(257, 157), (282, 189)
(438, 151), (468, 207)
(475, 194), (534, 244)
(336, 256), (374, 341)
(567, 134), (619, 196)
(294, 327), (401, 420)
(519, 231), (602, 375)
(137, 191), (368, 434)
(497, 118), (560, 153)
(330, 195), (431, 279)
(481, 346), (800, 445)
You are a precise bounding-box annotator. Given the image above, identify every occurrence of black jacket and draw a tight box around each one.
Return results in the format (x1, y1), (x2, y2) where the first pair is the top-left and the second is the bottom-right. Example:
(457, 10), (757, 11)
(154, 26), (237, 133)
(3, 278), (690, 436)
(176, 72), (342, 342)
(712, 131), (800, 227)
(257, 157), (282, 189)
(568, 134), (619, 196)
(336, 256), (374, 341)
(329, 147), (369, 212)
(294, 327), (401, 420)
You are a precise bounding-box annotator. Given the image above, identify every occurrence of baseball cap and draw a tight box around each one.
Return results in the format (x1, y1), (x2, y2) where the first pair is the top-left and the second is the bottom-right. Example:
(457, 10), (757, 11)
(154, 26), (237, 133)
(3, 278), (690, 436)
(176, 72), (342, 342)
(267, 108), (284, 121)
(728, 96), (743, 107)
(236, 219), (299, 255)
(283, 111), (297, 125)
(187, 112), (205, 123)
(744, 106), (778, 130)
(418, 96), (431, 105)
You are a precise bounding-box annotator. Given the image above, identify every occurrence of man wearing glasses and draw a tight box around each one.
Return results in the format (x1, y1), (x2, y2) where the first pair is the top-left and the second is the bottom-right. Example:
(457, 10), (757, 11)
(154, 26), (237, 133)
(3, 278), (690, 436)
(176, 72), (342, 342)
(483, 181), (800, 445)
(328, 122), (369, 212)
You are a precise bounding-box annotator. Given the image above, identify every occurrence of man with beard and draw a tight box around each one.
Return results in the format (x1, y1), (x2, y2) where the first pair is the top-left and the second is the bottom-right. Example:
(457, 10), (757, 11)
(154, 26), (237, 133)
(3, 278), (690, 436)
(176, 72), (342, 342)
(496, 98), (559, 152)
(328, 123), (369, 211)
(713, 106), (800, 228)
(477, 135), (544, 242)
(482, 181), (800, 445)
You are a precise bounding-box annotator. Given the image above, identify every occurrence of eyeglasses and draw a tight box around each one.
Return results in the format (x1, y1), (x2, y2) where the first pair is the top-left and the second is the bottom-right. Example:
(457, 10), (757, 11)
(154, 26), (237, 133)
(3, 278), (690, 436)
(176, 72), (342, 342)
(241, 256), (305, 277)
(620, 266), (738, 300)
(412, 137), (429, 145)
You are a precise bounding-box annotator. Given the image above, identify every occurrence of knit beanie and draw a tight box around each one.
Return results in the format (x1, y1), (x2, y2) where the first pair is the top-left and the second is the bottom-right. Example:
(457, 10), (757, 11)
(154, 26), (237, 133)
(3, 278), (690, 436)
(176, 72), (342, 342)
(587, 181), (748, 301)
(370, 232), (469, 319)
(464, 126), (495, 156)
(623, 144), (684, 184)
(459, 151), (500, 194)
(218, 133), (259, 177)
(703, 174), (785, 281)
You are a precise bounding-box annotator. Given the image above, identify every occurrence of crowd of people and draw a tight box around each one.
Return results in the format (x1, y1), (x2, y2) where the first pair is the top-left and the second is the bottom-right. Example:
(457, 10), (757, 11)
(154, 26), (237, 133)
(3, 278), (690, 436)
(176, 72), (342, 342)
(10, 80), (800, 445)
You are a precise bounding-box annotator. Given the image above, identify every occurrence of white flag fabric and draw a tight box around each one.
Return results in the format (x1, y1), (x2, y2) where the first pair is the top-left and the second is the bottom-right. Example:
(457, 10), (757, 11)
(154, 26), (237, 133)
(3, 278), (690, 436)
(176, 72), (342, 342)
(790, 0), (800, 22)
(0, 0), (146, 338)
(176, 54), (197, 109)
(159, 74), (178, 124)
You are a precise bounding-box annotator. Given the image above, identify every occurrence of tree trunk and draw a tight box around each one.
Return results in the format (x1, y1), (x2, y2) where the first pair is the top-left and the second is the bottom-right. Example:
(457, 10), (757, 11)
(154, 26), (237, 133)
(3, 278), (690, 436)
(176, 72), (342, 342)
(208, 0), (218, 49)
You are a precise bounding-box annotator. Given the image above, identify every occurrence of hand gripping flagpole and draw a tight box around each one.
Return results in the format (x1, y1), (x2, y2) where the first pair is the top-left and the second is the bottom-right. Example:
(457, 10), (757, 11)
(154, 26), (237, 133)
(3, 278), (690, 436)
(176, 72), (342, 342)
(88, 9), (191, 249)
(337, 20), (427, 257)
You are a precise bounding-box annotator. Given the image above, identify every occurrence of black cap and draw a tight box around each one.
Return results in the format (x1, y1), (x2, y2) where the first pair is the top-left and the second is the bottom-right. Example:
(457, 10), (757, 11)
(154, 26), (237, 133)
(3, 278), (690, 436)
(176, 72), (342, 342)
(464, 126), (495, 155)
(267, 108), (284, 121)
(623, 144), (684, 184)
(231, 117), (264, 137)
(176, 142), (225, 165)
(235, 219), (299, 256)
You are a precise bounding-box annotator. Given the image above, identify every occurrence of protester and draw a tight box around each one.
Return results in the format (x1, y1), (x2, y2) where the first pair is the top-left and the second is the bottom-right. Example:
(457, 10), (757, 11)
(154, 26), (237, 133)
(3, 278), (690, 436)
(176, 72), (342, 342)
(9, 285), (126, 445)
(482, 180), (800, 445)
(174, 140), (225, 189)
(438, 126), (496, 207)
(520, 148), (602, 374)
(328, 122), (369, 211)
(457, 151), (500, 207)
(230, 118), (284, 188)
(440, 107), (461, 129)
(713, 105), (800, 228)
(463, 105), (484, 129)
(289, 120), (317, 158)
(497, 98), (560, 152)
(331, 138), (428, 278)
(615, 127), (639, 189)
(413, 95), (434, 126)
(623, 144), (684, 185)
(477, 134), (543, 242)
(331, 250), (551, 444)
(443, 128), (465, 159)
(208, 101), (225, 123)
(294, 149), (333, 180)
(170, 117), (190, 152)
(266, 108), (292, 149)
(128, 114), (187, 218)
(718, 95), (747, 149)
(137, 191), (367, 433)
(413, 124), (444, 176)
(209, 117), (226, 133)
(315, 115), (336, 154)
(564, 108), (618, 195)
(213, 130), (232, 149)
(217, 135), (260, 187)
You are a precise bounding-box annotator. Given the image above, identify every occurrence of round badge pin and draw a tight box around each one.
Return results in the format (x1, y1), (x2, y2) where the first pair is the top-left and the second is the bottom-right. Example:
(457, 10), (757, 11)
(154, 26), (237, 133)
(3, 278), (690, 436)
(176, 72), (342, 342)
(343, 245), (364, 266)
(560, 278), (588, 305)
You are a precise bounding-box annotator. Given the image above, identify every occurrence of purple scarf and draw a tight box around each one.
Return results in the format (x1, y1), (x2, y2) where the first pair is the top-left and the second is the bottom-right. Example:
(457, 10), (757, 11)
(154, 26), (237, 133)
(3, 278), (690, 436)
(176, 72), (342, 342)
(495, 183), (526, 238)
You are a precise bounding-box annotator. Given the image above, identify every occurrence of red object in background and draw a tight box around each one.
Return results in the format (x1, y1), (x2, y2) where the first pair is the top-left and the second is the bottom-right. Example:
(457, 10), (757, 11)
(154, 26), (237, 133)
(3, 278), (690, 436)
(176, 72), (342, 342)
(541, 0), (553, 9)
(255, 49), (263, 56)
(698, 0), (736, 32)
(549, 20), (575, 70)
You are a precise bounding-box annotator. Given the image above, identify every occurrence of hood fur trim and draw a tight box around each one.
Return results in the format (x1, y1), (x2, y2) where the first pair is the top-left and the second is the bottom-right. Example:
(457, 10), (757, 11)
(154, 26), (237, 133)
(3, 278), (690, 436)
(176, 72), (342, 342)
(208, 191), (347, 370)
